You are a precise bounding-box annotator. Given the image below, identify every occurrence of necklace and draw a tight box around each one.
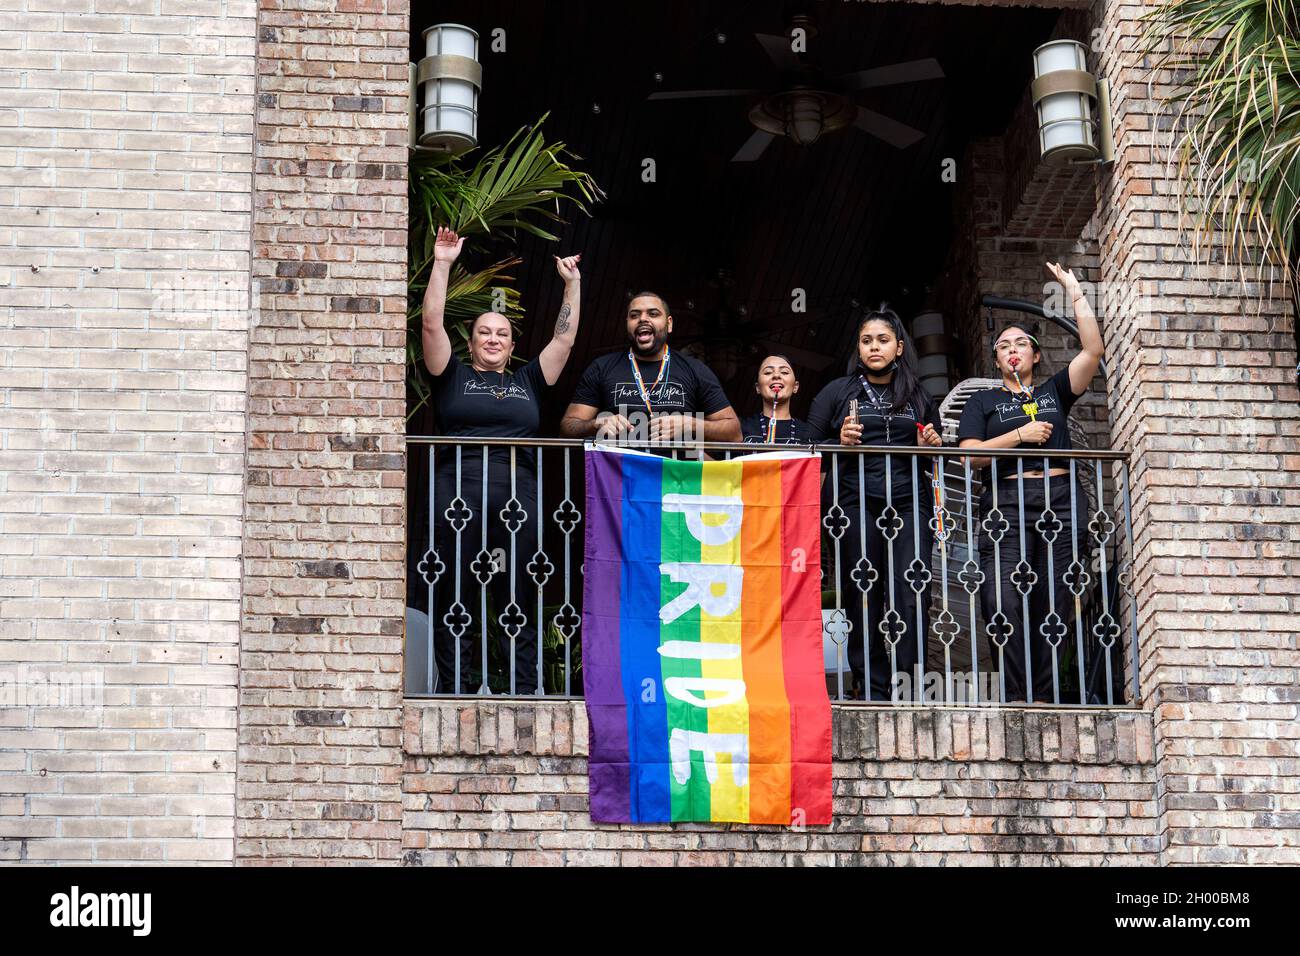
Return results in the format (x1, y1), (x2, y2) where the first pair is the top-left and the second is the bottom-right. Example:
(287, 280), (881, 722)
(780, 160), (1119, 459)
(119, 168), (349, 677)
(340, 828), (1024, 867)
(628, 347), (670, 416)
(474, 366), (508, 400)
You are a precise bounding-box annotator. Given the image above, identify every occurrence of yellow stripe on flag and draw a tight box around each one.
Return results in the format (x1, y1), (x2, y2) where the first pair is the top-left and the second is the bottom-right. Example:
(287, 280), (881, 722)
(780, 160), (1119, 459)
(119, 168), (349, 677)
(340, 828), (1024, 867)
(699, 460), (749, 822)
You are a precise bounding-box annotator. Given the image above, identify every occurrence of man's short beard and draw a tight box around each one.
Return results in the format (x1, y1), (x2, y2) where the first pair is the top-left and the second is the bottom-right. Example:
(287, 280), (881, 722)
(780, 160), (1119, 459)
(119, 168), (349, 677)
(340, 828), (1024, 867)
(630, 330), (667, 356)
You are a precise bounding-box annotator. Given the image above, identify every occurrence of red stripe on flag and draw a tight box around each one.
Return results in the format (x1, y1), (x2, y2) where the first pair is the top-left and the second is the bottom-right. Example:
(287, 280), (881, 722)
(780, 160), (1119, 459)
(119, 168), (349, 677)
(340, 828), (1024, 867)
(780, 456), (833, 825)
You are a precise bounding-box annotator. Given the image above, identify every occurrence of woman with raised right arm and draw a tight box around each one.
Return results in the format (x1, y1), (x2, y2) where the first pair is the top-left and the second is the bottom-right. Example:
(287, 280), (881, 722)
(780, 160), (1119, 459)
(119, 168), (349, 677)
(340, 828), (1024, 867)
(956, 261), (1104, 704)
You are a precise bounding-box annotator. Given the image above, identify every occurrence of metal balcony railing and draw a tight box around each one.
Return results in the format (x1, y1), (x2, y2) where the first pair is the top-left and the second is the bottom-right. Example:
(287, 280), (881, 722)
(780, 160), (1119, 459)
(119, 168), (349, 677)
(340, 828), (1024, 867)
(405, 437), (1139, 707)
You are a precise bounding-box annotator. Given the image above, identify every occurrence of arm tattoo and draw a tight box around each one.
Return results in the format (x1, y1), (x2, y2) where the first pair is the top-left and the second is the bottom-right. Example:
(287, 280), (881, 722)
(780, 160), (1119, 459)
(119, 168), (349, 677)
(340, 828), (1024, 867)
(555, 303), (572, 335)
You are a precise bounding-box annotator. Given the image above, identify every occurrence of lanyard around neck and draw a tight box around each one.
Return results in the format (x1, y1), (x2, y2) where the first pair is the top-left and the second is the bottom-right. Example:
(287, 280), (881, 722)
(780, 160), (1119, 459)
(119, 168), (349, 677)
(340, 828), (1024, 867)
(859, 375), (893, 410)
(859, 374), (896, 440)
(1002, 379), (1038, 420)
(628, 347), (670, 416)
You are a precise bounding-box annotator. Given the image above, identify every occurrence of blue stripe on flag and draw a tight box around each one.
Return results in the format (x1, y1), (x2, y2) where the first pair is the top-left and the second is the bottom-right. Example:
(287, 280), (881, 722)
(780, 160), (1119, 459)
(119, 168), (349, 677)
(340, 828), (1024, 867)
(621, 453), (670, 822)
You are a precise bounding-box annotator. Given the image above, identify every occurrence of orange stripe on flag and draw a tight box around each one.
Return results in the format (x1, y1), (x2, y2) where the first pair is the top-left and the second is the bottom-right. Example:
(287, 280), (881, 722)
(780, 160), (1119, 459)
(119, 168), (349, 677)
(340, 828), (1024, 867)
(740, 460), (791, 824)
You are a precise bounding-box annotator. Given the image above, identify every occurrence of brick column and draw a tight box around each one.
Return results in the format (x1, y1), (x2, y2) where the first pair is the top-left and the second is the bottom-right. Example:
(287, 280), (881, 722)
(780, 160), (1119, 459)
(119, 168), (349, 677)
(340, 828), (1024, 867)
(237, 0), (410, 863)
(1092, 0), (1300, 863)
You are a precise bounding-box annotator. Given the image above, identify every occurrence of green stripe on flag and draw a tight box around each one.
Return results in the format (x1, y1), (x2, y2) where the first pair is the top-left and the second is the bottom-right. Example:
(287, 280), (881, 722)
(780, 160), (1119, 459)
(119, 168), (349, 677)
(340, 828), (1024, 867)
(659, 457), (709, 822)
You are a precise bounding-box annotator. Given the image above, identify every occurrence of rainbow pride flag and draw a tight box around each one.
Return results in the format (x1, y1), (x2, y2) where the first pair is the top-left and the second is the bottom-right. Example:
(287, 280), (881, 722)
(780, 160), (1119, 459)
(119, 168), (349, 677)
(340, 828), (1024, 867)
(582, 446), (832, 825)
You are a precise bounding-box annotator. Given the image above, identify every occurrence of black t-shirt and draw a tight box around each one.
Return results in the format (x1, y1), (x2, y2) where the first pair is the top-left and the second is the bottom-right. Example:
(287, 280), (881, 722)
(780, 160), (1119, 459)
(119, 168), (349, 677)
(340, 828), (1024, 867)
(740, 414), (815, 445)
(956, 366), (1084, 481)
(806, 372), (942, 498)
(430, 352), (549, 475)
(570, 349), (732, 420)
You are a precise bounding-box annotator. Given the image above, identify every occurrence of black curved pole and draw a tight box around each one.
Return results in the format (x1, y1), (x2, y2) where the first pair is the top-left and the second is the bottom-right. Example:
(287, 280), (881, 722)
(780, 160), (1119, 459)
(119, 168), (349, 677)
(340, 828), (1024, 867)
(981, 294), (1108, 378)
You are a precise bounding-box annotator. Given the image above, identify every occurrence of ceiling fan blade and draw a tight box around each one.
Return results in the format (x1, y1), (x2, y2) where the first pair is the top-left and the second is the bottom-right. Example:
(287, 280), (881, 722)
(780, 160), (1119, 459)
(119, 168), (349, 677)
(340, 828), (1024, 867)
(754, 339), (835, 372)
(852, 108), (925, 149)
(731, 129), (776, 163)
(647, 88), (760, 101)
(841, 58), (945, 91)
(754, 32), (804, 73)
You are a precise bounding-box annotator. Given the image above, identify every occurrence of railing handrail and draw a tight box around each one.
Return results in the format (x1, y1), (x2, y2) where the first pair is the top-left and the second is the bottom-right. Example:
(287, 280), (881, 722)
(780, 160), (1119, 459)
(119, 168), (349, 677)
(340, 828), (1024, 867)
(405, 435), (1130, 461)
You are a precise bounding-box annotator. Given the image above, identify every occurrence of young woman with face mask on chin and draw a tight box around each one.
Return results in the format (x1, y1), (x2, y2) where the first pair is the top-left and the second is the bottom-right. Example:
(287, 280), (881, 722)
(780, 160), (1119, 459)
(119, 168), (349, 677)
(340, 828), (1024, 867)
(807, 306), (944, 701)
(956, 261), (1105, 704)
(421, 226), (583, 695)
(741, 354), (815, 444)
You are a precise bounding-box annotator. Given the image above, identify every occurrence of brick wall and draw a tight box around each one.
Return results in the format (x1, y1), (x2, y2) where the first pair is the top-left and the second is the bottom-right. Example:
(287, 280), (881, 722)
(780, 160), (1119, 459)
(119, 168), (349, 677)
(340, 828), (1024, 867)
(235, 0), (410, 864)
(4, 0), (1293, 869)
(0, 0), (256, 863)
(1090, 0), (1300, 864)
(403, 701), (1158, 865)
(940, 140), (1111, 451)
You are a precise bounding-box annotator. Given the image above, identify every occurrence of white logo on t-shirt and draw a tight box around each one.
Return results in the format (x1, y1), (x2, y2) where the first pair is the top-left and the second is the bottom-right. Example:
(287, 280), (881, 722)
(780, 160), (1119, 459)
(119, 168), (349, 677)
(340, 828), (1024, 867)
(994, 394), (1060, 424)
(463, 379), (530, 401)
(610, 381), (686, 406)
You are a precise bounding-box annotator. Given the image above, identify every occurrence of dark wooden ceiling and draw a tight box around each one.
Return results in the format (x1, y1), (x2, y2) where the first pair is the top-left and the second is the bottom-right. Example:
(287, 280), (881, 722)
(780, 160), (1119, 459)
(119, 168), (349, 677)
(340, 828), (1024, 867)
(411, 0), (1062, 425)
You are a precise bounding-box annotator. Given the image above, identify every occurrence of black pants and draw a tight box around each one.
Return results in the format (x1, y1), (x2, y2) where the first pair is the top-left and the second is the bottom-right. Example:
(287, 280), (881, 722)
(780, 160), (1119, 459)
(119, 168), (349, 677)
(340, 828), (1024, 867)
(431, 463), (540, 694)
(979, 472), (1090, 703)
(832, 484), (935, 701)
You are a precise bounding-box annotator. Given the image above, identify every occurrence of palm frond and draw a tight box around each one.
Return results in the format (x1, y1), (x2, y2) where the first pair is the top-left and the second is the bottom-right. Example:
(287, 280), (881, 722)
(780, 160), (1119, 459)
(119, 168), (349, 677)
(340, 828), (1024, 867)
(1143, 0), (1300, 291)
(406, 116), (603, 422)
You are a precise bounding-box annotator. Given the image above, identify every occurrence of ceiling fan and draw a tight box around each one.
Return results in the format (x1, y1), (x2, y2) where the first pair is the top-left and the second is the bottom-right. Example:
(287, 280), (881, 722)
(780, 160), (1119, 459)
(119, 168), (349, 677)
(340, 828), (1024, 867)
(647, 10), (944, 162)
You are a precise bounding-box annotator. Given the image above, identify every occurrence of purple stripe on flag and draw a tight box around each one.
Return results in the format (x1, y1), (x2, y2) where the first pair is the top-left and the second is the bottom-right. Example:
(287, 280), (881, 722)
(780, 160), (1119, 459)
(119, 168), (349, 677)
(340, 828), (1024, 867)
(582, 449), (629, 821)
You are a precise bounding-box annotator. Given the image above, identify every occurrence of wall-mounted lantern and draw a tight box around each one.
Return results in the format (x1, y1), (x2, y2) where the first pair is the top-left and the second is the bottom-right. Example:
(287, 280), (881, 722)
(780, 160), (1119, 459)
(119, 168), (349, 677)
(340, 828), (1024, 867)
(1031, 40), (1114, 165)
(412, 23), (481, 155)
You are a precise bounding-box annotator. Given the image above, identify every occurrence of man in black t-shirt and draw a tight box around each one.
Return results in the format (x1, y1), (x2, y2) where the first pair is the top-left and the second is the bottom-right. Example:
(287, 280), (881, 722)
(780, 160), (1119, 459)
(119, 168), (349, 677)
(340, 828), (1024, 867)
(559, 292), (741, 444)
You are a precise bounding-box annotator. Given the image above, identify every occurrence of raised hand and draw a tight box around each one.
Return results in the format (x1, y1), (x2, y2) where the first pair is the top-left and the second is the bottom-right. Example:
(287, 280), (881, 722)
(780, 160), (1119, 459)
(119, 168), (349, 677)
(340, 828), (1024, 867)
(433, 226), (464, 265)
(554, 253), (582, 283)
(1045, 261), (1082, 297)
